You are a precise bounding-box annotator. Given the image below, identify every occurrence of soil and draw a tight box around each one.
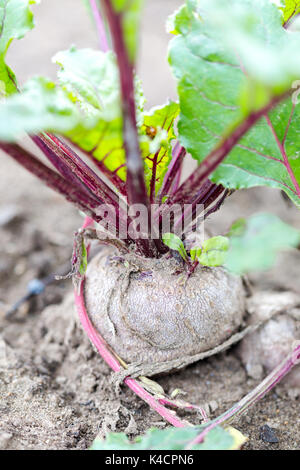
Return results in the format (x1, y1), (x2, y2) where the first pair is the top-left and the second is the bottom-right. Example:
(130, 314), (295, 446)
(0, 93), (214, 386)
(0, 0), (299, 451)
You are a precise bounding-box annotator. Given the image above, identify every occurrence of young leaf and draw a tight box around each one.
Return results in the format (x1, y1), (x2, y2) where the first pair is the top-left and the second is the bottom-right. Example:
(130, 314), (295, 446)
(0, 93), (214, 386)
(162, 233), (187, 261)
(225, 213), (300, 274)
(79, 240), (88, 276)
(191, 236), (229, 267)
(140, 101), (179, 199)
(90, 425), (240, 450)
(280, 0), (300, 25)
(190, 246), (202, 262)
(0, 77), (82, 140)
(0, 0), (37, 95)
(53, 47), (120, 119)
(56, 49), (177, 189)
(169, 0), (300, 207)
(53, 47), (127, 181)
(0, 46), (179, 194)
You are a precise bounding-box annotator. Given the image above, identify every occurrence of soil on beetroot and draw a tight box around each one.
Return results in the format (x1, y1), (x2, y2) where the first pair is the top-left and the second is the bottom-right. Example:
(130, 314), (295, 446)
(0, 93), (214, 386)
(0, 0), (299, 451)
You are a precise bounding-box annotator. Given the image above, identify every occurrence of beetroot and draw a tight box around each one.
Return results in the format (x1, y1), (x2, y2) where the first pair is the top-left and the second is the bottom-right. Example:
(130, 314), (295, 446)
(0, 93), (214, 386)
(85, 249), (246, 365)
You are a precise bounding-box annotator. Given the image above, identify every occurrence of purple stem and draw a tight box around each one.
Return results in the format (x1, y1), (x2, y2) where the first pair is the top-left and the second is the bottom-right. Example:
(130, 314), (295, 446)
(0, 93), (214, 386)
(45, 134), (122, 210)
(203, 189), (230, 220)
(84, 150), (127, 196)
(187, 342), (300, 449)
(149, 151), (159, 204)
(159, 143), (186, 204)
(0, 142), (114, 226)
(40, 133), (131, 238)
(170, 164), (183, 195)
(100, 0), (158, 258)
(172, 180), (215, 233)
(32, 135), (100, 203)
(89, 0), (110, 51)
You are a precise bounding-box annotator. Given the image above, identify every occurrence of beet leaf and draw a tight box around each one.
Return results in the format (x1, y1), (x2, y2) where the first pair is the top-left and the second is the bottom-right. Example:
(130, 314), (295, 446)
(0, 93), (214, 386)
(280, 0), (300, 26)
(0, 0), (37, 95)
(225, 213), (300, 274)
(169, 0), (300, 207)
(90, 425), (245, 450)
(140, 101), (179, 201)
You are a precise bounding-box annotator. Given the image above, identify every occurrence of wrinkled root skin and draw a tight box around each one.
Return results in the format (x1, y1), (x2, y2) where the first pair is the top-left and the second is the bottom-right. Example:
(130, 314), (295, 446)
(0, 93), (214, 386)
(239, 291), (300, 389)
(84, 249), (246, 365)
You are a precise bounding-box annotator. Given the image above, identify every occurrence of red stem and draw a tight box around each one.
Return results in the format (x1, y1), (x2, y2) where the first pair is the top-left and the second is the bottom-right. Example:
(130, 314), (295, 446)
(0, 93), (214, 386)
(100, 0), (158, 258)
(32, 135), (101, 203)
(45, 133), (122, 210)
(84, 150), (127, 196)
(74, 217), (189, 428)
(149, 151), (159, 204)
(159, 143), (186, 204)
(0, 142), (114, 226)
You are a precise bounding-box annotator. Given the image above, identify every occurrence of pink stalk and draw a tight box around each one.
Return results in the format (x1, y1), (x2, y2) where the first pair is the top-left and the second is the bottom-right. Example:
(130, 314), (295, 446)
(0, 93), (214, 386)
(74, 222), (300, 439)
(74, 217), (189, 427)
(89, 0), (110, 52)
(158, 397), (209, 421)
(186, 342), (300, 449)
(74, 281), (189, 427)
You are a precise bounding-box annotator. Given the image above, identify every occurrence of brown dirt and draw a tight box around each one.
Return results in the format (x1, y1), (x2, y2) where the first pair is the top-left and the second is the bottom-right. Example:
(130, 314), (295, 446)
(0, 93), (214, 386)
(0, 0), (299, 451)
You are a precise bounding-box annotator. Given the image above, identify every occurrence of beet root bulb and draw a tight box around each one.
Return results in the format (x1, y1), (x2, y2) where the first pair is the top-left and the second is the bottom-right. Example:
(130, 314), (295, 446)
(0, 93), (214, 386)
(84, 250), (246, 367)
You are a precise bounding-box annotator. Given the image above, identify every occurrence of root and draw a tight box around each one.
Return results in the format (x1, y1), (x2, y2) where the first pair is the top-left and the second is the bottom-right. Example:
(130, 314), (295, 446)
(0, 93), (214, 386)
(76, 218), (300, 434)
(111, 318), (273, 386)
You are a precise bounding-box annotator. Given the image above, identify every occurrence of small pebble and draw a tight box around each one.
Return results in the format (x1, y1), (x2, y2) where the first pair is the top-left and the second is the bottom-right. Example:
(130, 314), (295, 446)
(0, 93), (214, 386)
(259, 424), (279, 444)
(209, 400), (219, 413)
(0, 432), (13, 450)
(0, 205), (22, 228)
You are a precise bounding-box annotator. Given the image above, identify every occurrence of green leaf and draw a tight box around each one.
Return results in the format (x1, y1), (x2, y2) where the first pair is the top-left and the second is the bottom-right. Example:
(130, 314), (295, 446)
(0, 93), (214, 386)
(111, 0), (144, 63)
(53, 47), (127, 180)
(226, 218), (247, 238)
(55, 48), (169, 185)
(0, 77), (82, 141)
(225, 213), (300, 274)
(79, 239), (88, 276)
(190, 246), (202, 262)
(168, 0), (300, 207)
(53, 47), (121, 119)
(193, 426), (234, 450)
(191, 236), (229, 267)
(280, 0), (300, 25)
(162, 233), (188, 261)
(90, 425), (237, 450)
(140, 101), (179, 197)
(0, 45), (179, 188)
(90, 432), (131, 450)
(0, 47), (125, 181)
(0, 0), (37, 96)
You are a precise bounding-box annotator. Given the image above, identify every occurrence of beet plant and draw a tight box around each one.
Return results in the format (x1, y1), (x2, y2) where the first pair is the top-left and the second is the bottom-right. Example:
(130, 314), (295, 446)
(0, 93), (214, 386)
(1, 0), (300, 450)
